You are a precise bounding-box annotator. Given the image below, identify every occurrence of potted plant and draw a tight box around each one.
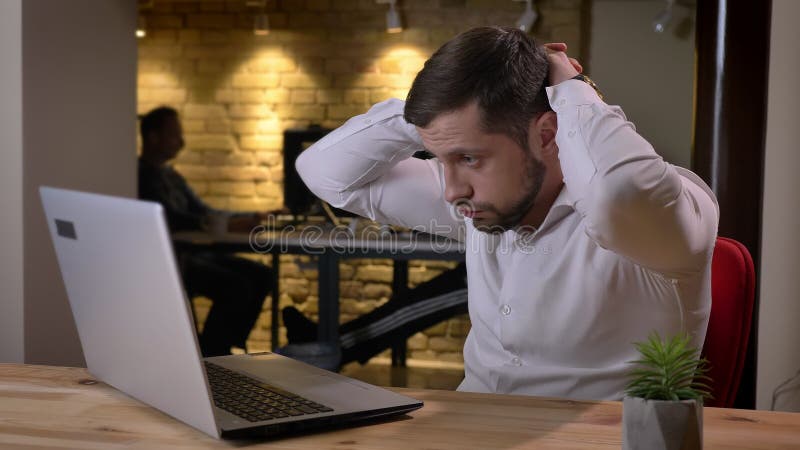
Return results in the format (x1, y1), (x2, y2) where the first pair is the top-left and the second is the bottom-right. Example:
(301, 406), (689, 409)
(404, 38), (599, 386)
(623, 332), (712, 450)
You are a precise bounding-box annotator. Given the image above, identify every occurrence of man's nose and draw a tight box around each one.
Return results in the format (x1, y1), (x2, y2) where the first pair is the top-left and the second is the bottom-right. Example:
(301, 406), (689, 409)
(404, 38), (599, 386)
(444, 169), (472, 204)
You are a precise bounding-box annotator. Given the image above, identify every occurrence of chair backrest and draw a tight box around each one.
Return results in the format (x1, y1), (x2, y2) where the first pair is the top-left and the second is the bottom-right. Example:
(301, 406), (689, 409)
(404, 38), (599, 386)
(702, 237), (756, 407)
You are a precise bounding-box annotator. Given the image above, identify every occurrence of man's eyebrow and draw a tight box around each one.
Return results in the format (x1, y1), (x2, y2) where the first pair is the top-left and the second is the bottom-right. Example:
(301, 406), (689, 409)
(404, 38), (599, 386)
(412, 147), (486, 160)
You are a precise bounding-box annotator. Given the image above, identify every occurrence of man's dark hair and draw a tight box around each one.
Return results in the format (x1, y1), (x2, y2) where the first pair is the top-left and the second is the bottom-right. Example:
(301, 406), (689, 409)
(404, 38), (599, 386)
(139, 106), (179, 141)
(404, 27), (550, 150)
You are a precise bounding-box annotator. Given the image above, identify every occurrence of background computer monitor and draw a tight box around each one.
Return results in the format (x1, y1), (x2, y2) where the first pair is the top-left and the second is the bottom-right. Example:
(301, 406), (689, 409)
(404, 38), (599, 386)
(282, 126), (355, 220)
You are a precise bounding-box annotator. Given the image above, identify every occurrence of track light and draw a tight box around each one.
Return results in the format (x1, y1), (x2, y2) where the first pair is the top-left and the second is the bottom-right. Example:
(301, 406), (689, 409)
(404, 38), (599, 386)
(516, 0), (538, 33)
(247, 0), (270, 36)
(136, 15), (146, 38)
(386, 0), (403, 33)
(652, 0), (674, 33)
(254, 13), (270, 36)
(136, 0), (153, 38)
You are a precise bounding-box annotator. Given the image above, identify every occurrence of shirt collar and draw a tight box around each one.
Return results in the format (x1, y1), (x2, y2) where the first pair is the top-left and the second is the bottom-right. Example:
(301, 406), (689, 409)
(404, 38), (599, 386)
(513, 185), (575, 238)
(551, 184), (573, 210)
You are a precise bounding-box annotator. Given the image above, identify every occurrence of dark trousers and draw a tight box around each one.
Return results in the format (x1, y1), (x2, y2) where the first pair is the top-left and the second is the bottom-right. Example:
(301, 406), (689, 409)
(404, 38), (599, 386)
(182, 252), (272, 357)
(339, 263), (468, 365)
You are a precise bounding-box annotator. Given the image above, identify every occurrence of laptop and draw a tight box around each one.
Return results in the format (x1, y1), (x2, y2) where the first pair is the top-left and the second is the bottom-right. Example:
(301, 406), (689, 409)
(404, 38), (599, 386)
(40, 186), (422, 439)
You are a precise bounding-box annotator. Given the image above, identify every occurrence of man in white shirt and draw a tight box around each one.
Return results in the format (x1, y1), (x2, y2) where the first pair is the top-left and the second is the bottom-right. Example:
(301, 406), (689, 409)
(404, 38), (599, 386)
(296, 27), (718, 400)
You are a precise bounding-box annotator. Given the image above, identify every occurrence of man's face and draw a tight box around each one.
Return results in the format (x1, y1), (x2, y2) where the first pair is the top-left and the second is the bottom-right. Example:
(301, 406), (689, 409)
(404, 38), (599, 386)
(417, 102), (546, 234)
(148, 115), (185, 161)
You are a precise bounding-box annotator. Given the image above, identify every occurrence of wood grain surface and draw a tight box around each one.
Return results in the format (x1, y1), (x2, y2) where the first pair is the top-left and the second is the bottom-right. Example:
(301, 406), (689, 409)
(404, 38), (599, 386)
(1, 364), (798, 449)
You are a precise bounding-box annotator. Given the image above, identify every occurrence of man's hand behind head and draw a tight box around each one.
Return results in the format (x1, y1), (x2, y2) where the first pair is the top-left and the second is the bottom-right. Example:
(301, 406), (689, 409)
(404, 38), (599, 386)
(543, 43), (581, 86)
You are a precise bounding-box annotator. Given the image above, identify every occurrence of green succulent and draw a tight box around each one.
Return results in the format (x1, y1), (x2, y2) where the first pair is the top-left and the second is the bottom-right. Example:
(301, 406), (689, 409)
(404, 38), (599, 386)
(625, 332), (712, 401)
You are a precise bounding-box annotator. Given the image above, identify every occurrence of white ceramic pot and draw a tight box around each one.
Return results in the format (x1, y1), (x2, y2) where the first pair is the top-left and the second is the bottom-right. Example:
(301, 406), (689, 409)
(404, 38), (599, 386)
(622, 396), (703, 450)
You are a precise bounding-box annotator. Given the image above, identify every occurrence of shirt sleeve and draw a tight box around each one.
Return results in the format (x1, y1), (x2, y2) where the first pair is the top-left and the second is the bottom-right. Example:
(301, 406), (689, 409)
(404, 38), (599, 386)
(295, 98), (465, 241)
(547, 80), (719, 276)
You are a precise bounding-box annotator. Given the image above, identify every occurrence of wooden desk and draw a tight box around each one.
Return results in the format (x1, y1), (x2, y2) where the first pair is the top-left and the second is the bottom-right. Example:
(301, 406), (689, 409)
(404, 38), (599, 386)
(173, 228), (465, 354)
(2, 364), (799, 449)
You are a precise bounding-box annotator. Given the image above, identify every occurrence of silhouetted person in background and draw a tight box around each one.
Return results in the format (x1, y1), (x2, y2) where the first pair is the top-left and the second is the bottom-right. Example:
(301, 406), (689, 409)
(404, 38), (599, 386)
(138, 106), (272, 357)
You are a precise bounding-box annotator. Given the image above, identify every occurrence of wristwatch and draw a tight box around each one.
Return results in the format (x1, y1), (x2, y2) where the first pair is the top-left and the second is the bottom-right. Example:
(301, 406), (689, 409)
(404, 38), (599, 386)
(571, 74), (604, 100)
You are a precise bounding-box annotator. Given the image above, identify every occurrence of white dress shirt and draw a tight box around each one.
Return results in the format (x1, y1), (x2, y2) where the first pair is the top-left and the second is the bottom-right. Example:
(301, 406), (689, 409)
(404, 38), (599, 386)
(296, 80), (719, 401)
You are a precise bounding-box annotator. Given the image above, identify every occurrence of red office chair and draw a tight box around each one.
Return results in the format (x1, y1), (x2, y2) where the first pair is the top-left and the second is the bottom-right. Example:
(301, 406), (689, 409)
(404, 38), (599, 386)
(701, 237), (756, 407)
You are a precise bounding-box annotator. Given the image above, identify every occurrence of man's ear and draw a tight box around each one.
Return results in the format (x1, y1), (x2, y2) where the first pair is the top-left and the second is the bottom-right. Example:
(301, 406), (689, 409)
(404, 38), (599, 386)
(528, 111), (558, 159)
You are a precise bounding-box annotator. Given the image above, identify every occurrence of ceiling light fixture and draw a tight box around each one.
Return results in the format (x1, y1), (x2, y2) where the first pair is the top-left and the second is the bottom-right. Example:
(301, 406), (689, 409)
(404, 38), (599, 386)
(248, 0), (270, 36)
(385, 0), (403, 33)
(515, 0), (538, 33)
(254, 13), (270, 36)
(376, 0), (403, 33)
(136, 0), (153, 39)
(652, 0), (675, 33)
(136, 15), (147, 39)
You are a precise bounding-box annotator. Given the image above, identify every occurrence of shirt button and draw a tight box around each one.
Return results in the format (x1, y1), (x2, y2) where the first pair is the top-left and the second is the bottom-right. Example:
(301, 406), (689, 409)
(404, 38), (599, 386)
(365, 118), (372, 124)
(511, 357), (522, 366)
(500, 304), (511, 316)
(557, 99), (566, 107)
(568, 130), (576, 137)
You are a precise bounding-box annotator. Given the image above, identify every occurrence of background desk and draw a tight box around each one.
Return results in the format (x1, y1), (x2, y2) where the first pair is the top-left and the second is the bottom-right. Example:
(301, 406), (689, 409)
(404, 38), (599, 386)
(2, 364), (799, 449)
(174, 229), (465, 356)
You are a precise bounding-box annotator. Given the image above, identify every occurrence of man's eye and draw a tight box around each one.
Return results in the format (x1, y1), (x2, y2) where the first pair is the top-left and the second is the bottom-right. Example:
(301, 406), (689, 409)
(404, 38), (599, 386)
(461, 155), (478, 165)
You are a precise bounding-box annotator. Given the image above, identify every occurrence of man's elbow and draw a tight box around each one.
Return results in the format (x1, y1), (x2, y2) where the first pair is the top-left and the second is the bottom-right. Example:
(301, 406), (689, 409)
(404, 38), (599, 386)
(294, 149), (314, 187)
(294, 149), (342, 206)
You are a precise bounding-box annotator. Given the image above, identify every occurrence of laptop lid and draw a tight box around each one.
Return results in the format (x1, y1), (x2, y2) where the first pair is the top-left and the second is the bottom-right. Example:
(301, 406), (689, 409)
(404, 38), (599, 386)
(40, 186), (220, 438)
(41, 186), (424, 440)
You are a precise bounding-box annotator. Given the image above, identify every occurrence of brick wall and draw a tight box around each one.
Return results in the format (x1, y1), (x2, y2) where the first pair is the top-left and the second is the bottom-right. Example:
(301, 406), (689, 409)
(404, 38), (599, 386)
(137, 0), (585, 366)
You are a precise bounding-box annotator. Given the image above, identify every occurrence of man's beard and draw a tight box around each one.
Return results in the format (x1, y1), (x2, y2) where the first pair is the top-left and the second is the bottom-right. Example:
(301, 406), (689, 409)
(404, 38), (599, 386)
(472, 152), (546, 234)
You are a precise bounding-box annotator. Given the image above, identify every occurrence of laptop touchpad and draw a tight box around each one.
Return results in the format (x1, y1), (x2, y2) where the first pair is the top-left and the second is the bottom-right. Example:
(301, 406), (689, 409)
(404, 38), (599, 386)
(292, 373), (375, 406)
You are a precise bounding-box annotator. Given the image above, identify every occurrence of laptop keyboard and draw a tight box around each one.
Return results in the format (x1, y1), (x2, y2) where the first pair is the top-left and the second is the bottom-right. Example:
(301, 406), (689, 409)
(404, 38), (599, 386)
(204, 361), (334, 422)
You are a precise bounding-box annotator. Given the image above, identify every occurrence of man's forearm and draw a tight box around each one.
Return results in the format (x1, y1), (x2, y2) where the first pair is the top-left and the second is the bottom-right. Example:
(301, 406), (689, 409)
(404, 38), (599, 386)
(294, 99), (463, 238)
(295, 98), (423, 216)
(549, 80), (718, 274)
